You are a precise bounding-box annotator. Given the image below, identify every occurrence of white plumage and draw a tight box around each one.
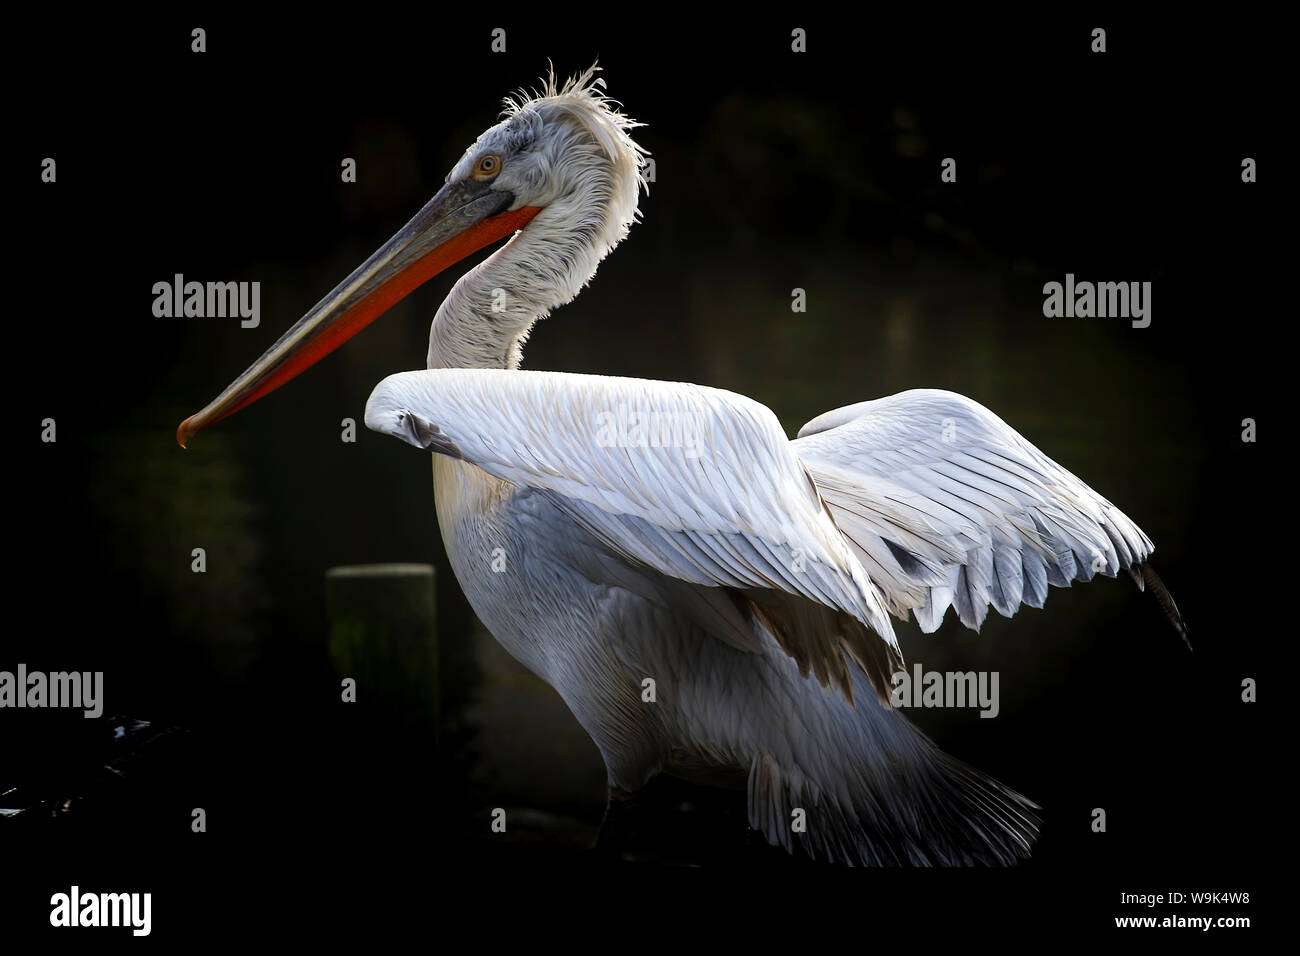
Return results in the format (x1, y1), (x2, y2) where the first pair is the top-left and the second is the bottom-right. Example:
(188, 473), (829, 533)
(793, 389), (1156, 632)
(355, 67), (1180, 865)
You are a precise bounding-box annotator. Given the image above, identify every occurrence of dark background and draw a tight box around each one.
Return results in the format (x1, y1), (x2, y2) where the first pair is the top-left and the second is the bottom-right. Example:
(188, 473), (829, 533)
(4, 9), (1281, 940)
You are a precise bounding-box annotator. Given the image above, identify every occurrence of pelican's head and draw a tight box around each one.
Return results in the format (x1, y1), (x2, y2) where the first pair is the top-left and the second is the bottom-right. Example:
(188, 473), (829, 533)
(448, 65), (647, 260)
(176, 64), (647, 447)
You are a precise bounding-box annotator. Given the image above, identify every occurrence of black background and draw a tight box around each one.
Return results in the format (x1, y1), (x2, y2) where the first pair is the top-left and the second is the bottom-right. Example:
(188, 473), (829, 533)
(3, 9), (1281, 941)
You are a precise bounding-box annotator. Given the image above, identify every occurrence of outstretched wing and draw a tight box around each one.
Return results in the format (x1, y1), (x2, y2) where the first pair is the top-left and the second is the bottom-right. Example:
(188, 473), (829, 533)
(365, 367), (900, 700)
(792, 388), (1180, 635)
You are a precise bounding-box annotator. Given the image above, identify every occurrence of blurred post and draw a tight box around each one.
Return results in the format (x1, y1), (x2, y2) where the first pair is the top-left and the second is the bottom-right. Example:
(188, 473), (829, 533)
(325, 564), (439, 743)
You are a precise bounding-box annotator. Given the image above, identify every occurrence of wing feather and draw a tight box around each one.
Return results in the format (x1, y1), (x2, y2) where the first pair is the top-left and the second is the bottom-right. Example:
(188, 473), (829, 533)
(366, 368), (900, 700)
(793, 389), (1161, 633)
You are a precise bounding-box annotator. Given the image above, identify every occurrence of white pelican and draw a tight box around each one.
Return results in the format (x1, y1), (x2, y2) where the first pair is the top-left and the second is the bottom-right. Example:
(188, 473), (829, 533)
(178, 66), (1184, 865)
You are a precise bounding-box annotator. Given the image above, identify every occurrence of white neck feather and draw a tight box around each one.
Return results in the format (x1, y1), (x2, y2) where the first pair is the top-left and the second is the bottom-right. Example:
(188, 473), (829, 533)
(426, 199), (604, 370)
(427, 79), (646, 371)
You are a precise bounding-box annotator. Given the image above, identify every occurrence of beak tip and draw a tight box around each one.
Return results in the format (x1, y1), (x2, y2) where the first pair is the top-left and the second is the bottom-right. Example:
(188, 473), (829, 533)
(176, 416), (197, 449)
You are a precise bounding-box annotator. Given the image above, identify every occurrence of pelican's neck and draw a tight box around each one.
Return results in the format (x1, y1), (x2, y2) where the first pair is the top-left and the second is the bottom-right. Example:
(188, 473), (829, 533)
(427, 201), (607, 371)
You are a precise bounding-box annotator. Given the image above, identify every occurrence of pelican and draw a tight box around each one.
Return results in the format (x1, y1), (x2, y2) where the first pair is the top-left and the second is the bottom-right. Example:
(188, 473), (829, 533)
(178, 66), (1184, 865)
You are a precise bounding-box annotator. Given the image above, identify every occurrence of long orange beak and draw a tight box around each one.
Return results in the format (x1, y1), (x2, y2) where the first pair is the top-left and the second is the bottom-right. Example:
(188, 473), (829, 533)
(177, 181), (540, 446)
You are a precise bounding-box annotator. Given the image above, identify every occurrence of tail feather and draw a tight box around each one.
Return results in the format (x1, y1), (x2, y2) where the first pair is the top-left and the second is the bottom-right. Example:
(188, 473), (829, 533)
(1127, 562), (1190, 648)
(1137, 563), (1190, 649)
(747, 717), (1040, 866)
(740, 599), (1039, 865)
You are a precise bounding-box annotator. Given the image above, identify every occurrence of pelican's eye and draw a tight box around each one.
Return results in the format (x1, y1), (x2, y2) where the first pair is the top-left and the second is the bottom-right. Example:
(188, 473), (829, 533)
(472, 154), (502, 181)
